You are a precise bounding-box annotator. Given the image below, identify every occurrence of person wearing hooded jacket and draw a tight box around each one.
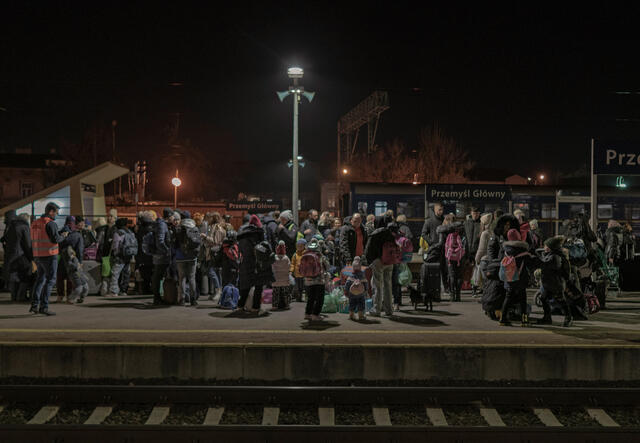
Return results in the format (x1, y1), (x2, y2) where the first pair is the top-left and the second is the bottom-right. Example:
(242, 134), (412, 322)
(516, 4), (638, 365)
(605, 220), (624, 264)
(262, 211), (279, 251)
(537, 235), (572, 327)
(420, 203), (444, 249)
(237, 215), (273, 312)
(135, 211), (156, 295)
(480, 214), (519, 320)
(365, 215), (397, 317)
(3, 212), (33, 302)
(174, 213), (201, 306)
(57, 216), (84, 302)
(276, 210), (298, 259)
(151, 208), (173, 305)
(498, 229), (534, 326)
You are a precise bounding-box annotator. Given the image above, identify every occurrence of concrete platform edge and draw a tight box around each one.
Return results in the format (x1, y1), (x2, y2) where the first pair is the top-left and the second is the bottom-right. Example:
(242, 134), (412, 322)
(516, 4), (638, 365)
(1, 343), (639, 381)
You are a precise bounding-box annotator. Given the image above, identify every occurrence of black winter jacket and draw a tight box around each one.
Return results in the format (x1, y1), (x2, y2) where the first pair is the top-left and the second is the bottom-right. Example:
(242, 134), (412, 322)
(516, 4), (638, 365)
(276, 221), (298, 259)
(60, 230), (84, 264)
(237, 224), (267, 289)
(340, 223), (368, 265)
(420, 209), (443, 247)
(464, 217), (482, 255)
(2, 218), (33, 281)
(300, 218), (318, 242)
(605, 226), (623, 262)
(540, 249), (570, 295)
(502, 240), (534, 287)
(262, 215), (279, 250)
(364, 226), (394, 265)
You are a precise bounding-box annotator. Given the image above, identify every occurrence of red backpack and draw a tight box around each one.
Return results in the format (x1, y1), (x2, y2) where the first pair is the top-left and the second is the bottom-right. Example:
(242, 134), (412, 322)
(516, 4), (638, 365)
(445, 232), (465, 265)
(381, 241), (402, 265)
(299, 250), (323, 278)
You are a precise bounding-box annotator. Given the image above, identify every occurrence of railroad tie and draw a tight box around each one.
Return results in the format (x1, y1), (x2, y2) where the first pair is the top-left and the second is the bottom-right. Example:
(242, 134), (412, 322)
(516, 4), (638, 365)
(145, 406), (170, 425)
(372, 407), (391, 426)
(532, 408), (563, 427)
(318, 407), (335, 426)
(425, 407), (448, 426)
(27, 405), (60, 425)
(586, 408), (620, 427)
(262, 407), (280, 426)
(478, 406), (506, 427)
(84, 406), (113, 425)
(203, 407), (225, 425)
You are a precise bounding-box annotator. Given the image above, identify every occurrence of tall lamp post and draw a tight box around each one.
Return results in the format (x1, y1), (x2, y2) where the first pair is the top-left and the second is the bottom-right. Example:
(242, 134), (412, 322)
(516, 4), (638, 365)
(277, 67), (314, 224)
(172, 170), (181, 209)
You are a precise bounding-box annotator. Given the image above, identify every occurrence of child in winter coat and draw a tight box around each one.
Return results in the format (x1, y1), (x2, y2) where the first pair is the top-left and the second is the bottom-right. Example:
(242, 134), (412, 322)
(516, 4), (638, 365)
(220, 231), (241, 288)
(345, 256), (368, 321)
(290, 238), (307, 302)
(302, 238), (329, 321)
(62, 246), (89, 303)
(538, 235), (572, 327)
(271, 241), (292, 310)
(499, 229), (533, 326)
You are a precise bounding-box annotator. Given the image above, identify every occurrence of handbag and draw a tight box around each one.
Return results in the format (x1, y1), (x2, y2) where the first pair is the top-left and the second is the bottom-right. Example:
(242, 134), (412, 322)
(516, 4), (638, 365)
(101, 256), (112, 278)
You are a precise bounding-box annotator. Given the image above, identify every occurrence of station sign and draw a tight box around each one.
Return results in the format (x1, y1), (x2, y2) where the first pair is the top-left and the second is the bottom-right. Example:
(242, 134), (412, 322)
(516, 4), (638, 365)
(593, 141), (640, 175)
(425, 184), (511, 201)
(226, 200), (281, 212)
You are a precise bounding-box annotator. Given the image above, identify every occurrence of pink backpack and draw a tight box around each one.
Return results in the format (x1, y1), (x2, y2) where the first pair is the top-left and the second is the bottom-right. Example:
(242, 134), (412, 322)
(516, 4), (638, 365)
(445, 232), (465, 264)
(299, 251), (323, 278)
(396, 236), (413, 253)
(381, 241), (402, 265)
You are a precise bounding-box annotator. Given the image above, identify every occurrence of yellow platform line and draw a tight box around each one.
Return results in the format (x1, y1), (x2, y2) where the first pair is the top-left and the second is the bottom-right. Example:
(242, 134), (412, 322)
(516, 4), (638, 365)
(0, 328), (557, 335)
(0, 341), (639, 348)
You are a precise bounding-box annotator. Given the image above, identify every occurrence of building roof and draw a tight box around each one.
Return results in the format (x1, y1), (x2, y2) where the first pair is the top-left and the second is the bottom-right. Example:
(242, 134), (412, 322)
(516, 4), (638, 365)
(0, 161), (129, 213)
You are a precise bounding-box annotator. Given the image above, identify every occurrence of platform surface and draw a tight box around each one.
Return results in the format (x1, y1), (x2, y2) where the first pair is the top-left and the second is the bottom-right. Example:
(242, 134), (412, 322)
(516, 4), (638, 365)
(1, 291), (639, 347)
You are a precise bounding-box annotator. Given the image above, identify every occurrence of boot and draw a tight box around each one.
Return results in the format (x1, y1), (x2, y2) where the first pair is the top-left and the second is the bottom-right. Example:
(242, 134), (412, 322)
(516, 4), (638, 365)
(498, 311), (511, 326)
(563, 313), (573, 327)
(521, 313), (530, 327)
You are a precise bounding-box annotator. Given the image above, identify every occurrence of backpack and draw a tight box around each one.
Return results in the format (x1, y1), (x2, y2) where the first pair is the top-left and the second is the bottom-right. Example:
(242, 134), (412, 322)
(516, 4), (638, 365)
(381, 241), (402, 265)
(566, 239), (587, 260)
(585, 291), (600, 314)
(254, 240), (274, 272)
(224, 242), (241, 268)
(182, 225), (202, 255)
(141, 230), (157, 256)
(219, 284), (240, 309)
(396, 236), (413, 253)
(300, 250), (323, 278)
(499, 252), (529, 282)
(118, 229), (139, 257)
(445, 232), (465, 265)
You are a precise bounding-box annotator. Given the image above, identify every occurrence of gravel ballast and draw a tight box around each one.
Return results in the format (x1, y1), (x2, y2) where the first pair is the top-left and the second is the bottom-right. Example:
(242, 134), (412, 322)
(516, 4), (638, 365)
(220, 404), (263, 425)
(104, 404), (153, 425)
(279, 405), (320, 425)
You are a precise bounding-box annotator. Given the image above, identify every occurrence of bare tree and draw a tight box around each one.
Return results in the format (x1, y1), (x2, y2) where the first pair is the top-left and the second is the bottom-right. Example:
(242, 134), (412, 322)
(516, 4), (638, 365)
(416, 124), (474, 183)
(349, 139), (414, 183)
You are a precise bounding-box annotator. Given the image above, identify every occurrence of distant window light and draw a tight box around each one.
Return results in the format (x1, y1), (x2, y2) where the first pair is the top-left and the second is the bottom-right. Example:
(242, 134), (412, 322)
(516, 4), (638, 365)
(20, 182), (33, 198)
(374, 201), (387, 217)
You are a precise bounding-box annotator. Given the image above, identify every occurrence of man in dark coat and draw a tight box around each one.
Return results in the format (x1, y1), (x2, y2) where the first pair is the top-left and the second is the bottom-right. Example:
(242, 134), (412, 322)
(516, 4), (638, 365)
(3, 212), (33, 301)
(300, 209), (319, 242)
(464, 208), (482, 260)
(237, 215), (272, 312)
(135, 212), (155, 294)
(151, 208), (174, 305)
(420, 203), (444, 248)
(262, 211), (279, 251)
(276, 210), (298, 259)
(340, 213), (367, 266)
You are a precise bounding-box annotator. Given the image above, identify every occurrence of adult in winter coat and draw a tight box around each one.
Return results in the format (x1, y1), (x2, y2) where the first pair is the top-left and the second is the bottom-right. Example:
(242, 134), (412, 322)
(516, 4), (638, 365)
(605, 220), (624, 264)
(317, 212), (332, 240)
(3, 212), (33, 302)
(30, 202), (67, 315)
(365, 215), (397, 316)
(396, 214), (414, 248)
(262, 211), (279, 250)
(464, 208), (482, 259)
(475, 213), (493, 265)
(202, 212), (227, 300)
(420, 203), (444, 249)
(300, 209), (319, 242)
(537, 235), (572, 327)
(499, 229), (534, 326)
(364, 214), (376, 237)
(150, 208), (173, 305)
(431, 215), (463, 297)
(529, 219), (545, 250)
(276, 210), (298, 259)
(57, 216), (84, 302)
(135, 211), (156, 294)
(174, 215), (202, 306)
(107, 218), (134, 298)
(621, 222), (636, 262)
(237, 215), (273, 311)
(340, 213), (367, 266)
(481, 214), (519, 319)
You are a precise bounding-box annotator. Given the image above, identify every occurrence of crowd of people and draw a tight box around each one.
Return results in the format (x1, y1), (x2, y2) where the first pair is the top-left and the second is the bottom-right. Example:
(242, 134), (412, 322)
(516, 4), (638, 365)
(1, 201), (636, 325)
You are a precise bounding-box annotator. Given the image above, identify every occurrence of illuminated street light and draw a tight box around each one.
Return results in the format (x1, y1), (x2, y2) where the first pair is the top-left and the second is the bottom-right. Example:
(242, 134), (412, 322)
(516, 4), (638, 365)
(277, 67), (315, 221)
(539, 174), (545, 181)
(172, 170), (181, 208)
(342, 168), (349, 175)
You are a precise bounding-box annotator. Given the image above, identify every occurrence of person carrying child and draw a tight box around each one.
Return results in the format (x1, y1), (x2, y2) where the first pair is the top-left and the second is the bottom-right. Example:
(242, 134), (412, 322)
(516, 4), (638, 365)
(62, 245), (89, 303)
(271, 240), (292, 310)
(290, 238), (307, 302)
(498, 229), (534, 326)
(345, 256), (368, 321)
(537, 235), (572, 327)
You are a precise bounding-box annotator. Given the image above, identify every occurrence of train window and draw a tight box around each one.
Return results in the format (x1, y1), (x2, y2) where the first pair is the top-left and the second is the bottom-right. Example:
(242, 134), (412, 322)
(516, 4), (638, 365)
(541, 203), (556, 219)
(568, 204), (586, 219)
(397, 202), (415, 218)
(357, 202), (368, 214)
(625, 205), (640, 220)
(598, 204), (613, 219)
(374, 201), (387, 216)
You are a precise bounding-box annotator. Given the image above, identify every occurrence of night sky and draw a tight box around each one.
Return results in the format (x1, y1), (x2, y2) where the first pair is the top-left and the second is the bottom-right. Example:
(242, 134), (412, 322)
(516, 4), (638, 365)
(2, 3), (639, 197)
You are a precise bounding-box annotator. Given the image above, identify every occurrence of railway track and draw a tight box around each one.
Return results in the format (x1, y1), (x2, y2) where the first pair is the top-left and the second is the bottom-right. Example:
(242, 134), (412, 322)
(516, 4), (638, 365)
(0, 385), (638, 442)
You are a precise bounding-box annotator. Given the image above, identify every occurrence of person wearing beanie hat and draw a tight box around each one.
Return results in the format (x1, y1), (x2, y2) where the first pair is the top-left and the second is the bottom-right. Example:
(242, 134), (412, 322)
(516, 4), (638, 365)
(106, 217), (135, 297)
(345, 255), (368, 321)
(302, 236), (330, 322)
(29, 201), (67, 315)
(271, 240), (292, 310)
(498, 228), (533, 326)
(290, 238), (307, 302)
(537, 235), (572, 326)
(163, 208), (174, 219)
(277, 210), (299, 260)
(249, 214), (262, 229)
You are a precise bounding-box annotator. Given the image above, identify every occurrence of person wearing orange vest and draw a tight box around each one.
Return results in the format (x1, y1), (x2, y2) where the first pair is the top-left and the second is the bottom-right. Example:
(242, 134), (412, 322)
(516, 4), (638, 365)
(30, 202), (67, 315)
